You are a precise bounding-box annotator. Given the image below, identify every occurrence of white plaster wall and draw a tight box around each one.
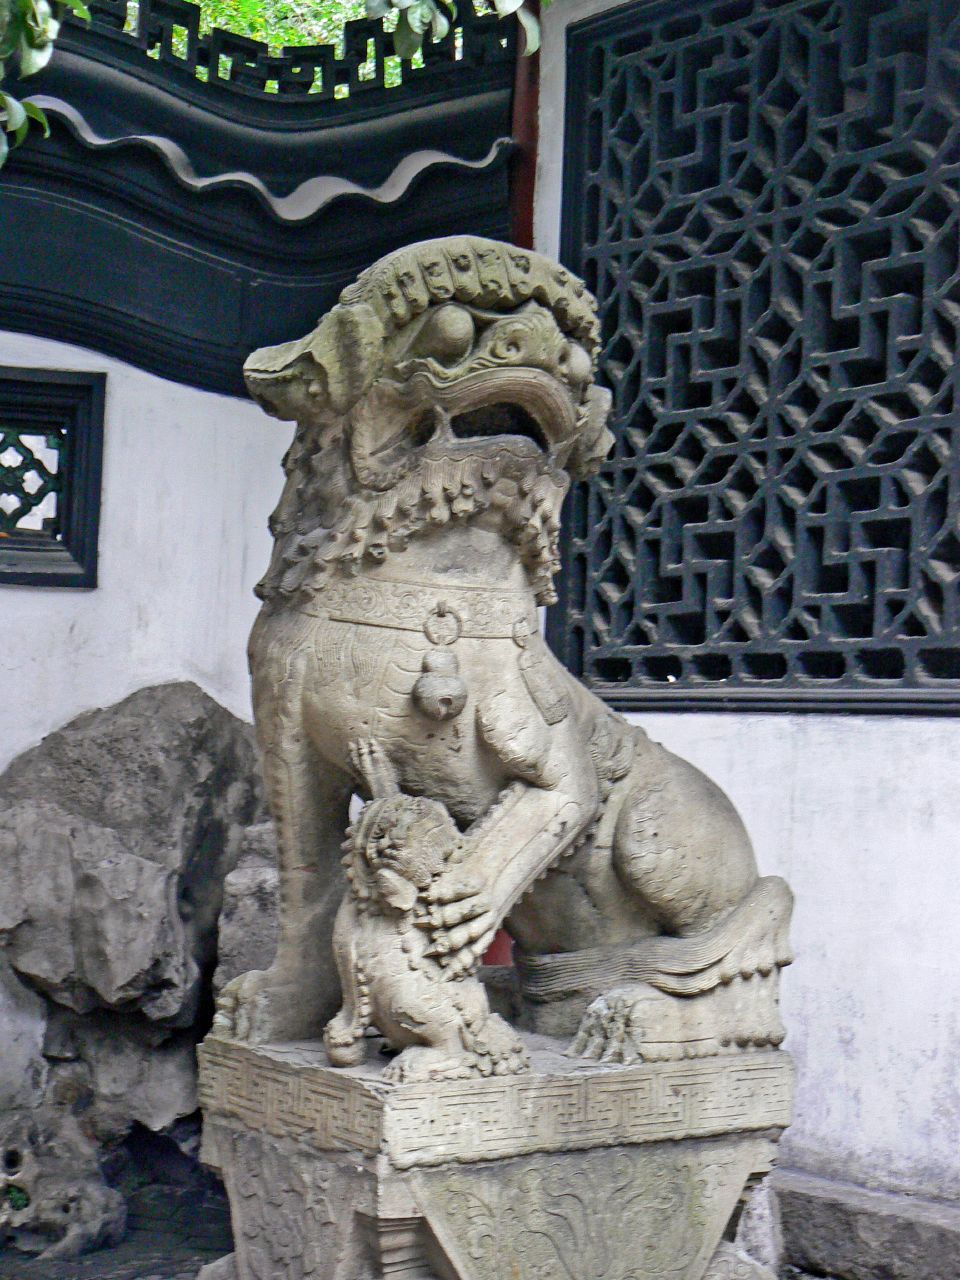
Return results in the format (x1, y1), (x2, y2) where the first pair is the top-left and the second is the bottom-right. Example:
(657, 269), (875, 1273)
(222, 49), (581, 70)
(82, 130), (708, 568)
(629, 712), (960, 1201)
(0, 330), (291, 772)
(537, 0), (960, 1202)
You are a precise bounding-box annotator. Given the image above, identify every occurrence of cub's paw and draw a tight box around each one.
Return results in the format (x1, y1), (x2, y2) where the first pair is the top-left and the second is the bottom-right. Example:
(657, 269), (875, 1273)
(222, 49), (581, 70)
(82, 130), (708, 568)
(382, 1046), (474, 1083)
(323, 1011), (367, 1067)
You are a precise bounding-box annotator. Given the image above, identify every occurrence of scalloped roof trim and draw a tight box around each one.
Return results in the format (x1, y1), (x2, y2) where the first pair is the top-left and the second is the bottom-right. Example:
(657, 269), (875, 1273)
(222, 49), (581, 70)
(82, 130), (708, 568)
(32, 97), (513, 223)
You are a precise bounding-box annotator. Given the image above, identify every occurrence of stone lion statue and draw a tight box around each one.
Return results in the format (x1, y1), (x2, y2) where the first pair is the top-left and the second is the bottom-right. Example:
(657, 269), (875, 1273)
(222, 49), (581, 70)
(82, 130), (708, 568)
(213, 236), (792, 1069)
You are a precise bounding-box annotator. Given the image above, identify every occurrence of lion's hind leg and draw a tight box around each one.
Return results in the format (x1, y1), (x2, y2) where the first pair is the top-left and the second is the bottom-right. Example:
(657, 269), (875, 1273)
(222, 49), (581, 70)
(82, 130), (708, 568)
(612, 743), (759, 935)
(564, 745), (792, 1063)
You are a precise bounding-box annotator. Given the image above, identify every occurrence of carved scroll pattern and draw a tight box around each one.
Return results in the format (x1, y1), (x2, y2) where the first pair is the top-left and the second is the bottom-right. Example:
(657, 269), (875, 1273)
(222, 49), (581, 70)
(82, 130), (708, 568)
(198, 1040), (384, 1152)
(219, 1129), (340, 1280)
(420, 1145), (750, 1280)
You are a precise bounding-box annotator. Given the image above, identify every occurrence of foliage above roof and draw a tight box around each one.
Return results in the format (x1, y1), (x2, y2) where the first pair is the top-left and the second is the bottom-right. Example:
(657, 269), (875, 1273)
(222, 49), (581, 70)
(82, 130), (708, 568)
(197, 0), (366, 52)
(1, 0), (89, 163)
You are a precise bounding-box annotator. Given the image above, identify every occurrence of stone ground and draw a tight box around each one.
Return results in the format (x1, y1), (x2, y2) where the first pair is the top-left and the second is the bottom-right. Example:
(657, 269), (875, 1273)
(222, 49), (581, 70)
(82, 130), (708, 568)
(0, 1182), (232, 1280)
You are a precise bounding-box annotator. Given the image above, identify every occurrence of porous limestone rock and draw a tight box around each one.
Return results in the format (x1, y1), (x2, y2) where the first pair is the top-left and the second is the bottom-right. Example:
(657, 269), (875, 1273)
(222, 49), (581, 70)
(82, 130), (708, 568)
(0, 682), (263, 1025)
(205, 237), (795, 1279)
(0, 1062), (128, 1262)
(212, 823), (279, 998)
(42, 1009), (199, 1139)
(0, 684), (264, 1261)
(0, 955), (47, 1113)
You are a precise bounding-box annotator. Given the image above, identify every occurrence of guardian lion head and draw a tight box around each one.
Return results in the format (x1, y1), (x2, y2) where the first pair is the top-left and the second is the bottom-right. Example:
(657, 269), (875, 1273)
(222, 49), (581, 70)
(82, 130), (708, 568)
(244, 237), (612, 608)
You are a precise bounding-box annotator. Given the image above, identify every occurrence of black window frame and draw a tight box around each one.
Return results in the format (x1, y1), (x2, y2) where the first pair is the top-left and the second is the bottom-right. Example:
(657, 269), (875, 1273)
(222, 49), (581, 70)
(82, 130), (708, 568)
(0, 367), (105, 589)
(548, 0), (960, 717)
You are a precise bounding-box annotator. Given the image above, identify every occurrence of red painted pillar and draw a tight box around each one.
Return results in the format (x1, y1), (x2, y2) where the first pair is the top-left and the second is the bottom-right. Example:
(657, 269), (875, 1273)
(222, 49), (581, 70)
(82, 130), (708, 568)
(509, 0), (540, 251)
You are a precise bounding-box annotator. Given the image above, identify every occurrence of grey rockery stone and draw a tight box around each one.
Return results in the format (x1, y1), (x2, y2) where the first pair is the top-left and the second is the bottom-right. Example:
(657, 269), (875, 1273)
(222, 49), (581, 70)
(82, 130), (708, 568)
(0, 954), (47, 1113)
(212, 822), (279, 998)
(42, 1009), (199, 1140)
(0, 683), (264, 1025)
(0, 683), (265, 1262)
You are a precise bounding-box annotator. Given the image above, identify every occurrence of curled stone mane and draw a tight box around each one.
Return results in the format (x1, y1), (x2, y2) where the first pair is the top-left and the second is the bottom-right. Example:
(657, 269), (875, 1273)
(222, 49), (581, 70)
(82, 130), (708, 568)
(339, 236), (600, 360)
(259, 437), (569, 608)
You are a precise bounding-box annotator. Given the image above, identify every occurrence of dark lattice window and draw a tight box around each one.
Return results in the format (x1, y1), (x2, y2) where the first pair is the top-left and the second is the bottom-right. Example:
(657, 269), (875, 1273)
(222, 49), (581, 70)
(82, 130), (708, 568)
(0, 369), (105, 588)
(549, 0), (960, 713)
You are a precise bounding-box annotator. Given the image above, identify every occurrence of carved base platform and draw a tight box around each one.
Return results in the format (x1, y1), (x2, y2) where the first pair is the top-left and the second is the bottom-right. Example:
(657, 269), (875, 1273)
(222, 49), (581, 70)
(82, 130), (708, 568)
(198, 1035), (793, 1280)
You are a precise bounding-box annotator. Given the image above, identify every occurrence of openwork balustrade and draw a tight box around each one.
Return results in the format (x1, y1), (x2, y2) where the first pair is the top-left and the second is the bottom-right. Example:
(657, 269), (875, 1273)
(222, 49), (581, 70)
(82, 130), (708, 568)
(74, 0), (513, 102)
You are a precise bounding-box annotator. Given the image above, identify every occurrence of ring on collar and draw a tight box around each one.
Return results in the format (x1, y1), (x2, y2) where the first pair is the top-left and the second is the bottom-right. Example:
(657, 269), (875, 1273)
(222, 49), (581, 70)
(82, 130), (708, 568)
(424, 603), (463, 646)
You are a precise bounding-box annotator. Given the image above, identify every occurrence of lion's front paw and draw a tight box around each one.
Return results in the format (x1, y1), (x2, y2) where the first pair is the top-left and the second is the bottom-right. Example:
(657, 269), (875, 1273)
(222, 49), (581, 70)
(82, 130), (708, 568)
(569, 988), (641, 1063)
(211, 967), (324, 1044)
(417, 872), (497, 979)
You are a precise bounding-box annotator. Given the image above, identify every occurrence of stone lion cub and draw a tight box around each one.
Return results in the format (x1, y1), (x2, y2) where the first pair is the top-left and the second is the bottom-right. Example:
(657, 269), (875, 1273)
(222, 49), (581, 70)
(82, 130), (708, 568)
(323, 781), (527, 1082)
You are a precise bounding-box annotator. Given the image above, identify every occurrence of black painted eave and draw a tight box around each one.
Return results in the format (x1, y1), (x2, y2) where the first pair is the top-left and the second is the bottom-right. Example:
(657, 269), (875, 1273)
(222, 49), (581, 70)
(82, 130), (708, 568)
(0, 17), (516, 397)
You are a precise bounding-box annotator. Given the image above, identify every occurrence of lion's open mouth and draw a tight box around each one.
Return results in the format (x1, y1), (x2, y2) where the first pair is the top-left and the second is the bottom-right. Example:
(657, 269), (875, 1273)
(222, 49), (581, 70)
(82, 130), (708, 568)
(450, 403), (548, 451)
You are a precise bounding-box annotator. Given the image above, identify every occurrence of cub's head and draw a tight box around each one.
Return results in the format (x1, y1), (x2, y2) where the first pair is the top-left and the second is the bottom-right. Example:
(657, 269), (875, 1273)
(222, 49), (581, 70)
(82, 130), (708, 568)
(344, 794), (460, 916)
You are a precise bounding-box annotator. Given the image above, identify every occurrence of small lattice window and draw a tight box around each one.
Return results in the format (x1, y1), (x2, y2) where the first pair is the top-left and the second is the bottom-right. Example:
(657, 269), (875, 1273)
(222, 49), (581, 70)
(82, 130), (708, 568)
(551, 0), (960, 714)
(0, 369), (105, 588)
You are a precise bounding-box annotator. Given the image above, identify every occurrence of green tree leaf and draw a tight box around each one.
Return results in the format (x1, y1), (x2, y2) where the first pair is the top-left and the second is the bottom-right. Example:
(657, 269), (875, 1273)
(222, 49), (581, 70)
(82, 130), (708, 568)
(392, 7), (421, 58)
(58, 0), (91, 21)
(18, 37), (55, 73)
(406, 1), (433, 36)
(430, 3), (448, 39)
(23, 97), (49, 134)
(1, 88), (26, 129)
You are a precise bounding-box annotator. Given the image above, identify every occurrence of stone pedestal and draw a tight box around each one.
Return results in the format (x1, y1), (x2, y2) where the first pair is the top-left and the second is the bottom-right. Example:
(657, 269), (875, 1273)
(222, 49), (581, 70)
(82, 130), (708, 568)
(198, 1035), (792, 1280)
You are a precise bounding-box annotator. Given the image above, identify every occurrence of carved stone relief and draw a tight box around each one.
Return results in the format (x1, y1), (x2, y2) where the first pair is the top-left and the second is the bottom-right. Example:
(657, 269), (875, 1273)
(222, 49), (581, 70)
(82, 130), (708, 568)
(198, 1039), (793, 1171)
(205, 1124), (379, 1280)
(416, 1140), (773, 1280)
